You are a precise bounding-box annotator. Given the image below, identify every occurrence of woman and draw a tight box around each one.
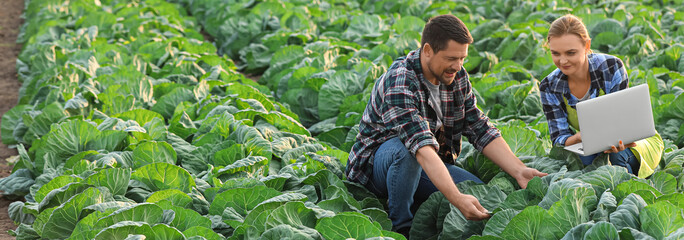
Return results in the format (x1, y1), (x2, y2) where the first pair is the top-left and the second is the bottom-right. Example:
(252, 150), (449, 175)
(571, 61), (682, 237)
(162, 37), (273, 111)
(539, 14), (663, 177)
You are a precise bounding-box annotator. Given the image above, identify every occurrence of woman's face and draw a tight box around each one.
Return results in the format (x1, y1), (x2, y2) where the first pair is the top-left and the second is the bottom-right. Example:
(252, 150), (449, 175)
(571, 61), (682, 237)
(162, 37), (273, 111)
(548, 34), (590, 77)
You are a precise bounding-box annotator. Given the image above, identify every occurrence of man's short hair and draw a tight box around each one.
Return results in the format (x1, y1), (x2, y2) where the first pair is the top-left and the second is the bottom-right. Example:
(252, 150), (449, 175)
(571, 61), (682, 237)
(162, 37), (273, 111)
(421, 15), (473, 53)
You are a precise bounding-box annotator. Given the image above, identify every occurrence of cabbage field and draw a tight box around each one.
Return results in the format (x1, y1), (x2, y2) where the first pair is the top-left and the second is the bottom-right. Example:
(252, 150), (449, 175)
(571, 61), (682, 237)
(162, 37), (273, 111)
(0, 0), (683, 239)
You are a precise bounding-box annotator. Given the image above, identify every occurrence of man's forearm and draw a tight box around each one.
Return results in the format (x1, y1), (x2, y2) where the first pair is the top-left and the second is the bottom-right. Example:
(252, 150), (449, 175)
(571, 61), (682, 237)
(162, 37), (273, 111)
(415, 146), (462, 201)
(480, 137), (526, 177)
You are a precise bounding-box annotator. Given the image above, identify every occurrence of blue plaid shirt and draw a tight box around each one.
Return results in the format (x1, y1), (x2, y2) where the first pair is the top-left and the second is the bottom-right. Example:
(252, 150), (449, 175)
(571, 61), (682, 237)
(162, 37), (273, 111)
(345, 49), (501, 184)
(540, 53), (629, 146)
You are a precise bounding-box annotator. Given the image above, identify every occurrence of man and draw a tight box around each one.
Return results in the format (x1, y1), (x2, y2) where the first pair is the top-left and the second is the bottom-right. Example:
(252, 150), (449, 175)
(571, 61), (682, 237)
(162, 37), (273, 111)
(345, 15), (547, 236)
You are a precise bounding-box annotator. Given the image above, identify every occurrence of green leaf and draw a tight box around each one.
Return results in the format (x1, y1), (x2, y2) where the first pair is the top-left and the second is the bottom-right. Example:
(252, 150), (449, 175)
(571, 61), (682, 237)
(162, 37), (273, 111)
(640, 201), (684, 239)
(649, 171), (678, 195)
(609, 193), (647, 230)
(499, 189), (541, 211)
(594, 32), (623, 51)
(259, 224), (317, 240)
(152, 87), (194, 120)
(146, 189), (193, 209)
(37, 181), (91, 211)
(584, 221), (619, 240)
(282, 143), (326, 163)
(36, 187), (110, 239)
(318, 70), (365, 120)
(240, 193), (310, 234)
(391, 16), (425, 34)
(209, 185), (282, 216)
(225, 84), (275, 112)
(577, 165), (634, 198)
(131, 141), (177, 169)
(84, 202), (136, 213)
(85, 168), (131, 196)
(143, 117), (168, 141)
(664, 227), (684, 240)
(93, 221), (153, 240)
(1, 105), (30, 144)
(342, 14), (387, 42)
(547, 183), (597, 236)
(561, 222), (595, 240)
(482, 209), (520, 237)
(538, 178), (595, 209)
(8, 201), (36, 225)
(156, 201), (212, 232)
(90, 130), (128, 152)
(361, 208), (392, 231)
(500, 206), (559, 240)
(114, 109), (164, 126)
(315, 212), (384, 240)
(440, 204), (486, 239)
(94, 203), (164, 229)
(255, 111), (310, 136)
(410, 192), (452, 239)
(316, 127), (349, 148)
(41, 119), (100, 160)
(131, 162), (196, 193)
(464, 184), (507, 212)
(34, 175), (80, 203)
(317, 192), (360, 213)
(613, 179), (663, 203)
(169, 111), (197, 139)
(656, 193), (684, 209)
(265, 201), (317, 230)
(215, 156), (269, 179)
(618, 227), (656, 240)
(101, 94), (135, 116)
(591, 190), (618, 222)
(183, 226), (225, 240)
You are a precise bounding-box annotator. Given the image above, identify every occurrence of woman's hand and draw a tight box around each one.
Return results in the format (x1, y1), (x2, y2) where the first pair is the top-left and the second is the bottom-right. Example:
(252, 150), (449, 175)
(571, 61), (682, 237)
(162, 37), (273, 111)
(604, 140), (637, 153)
(565, 132), (582, 146)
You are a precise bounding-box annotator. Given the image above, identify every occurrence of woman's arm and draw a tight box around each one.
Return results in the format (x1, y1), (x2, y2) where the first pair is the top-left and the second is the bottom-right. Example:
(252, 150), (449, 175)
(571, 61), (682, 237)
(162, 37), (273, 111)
(539, 77), (575, 146)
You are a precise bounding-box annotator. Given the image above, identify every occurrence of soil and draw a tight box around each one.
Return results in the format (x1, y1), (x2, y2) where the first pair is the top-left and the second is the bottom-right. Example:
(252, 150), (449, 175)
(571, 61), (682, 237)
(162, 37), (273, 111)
(0, 0), (25, 238)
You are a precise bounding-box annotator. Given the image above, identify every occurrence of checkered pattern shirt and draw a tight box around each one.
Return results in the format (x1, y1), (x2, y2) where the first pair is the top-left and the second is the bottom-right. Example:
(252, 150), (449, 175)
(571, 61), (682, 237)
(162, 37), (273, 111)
(540, 53), (629, 146)
(345, 49), (501, 184)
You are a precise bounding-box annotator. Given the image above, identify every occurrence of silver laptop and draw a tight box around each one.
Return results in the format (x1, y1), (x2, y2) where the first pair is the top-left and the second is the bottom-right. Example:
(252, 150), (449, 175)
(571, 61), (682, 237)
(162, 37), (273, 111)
(564, 84), (656, 156)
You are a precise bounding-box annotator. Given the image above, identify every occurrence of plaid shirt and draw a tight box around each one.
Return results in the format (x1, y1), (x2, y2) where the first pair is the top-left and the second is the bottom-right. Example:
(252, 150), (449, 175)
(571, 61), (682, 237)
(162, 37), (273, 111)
(540, 53), (629, 146)
(345, 49), (501, 184)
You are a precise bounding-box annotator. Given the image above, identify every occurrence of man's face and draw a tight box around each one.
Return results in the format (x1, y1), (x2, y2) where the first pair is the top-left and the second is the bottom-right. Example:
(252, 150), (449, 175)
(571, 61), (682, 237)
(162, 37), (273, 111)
(423, 40), (468, 85)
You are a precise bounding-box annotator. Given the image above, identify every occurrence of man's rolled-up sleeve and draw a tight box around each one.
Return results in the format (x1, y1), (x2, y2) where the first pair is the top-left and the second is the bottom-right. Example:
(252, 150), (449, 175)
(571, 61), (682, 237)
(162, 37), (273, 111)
(461, 77), (500, 151)
(381, 76), (438, 155)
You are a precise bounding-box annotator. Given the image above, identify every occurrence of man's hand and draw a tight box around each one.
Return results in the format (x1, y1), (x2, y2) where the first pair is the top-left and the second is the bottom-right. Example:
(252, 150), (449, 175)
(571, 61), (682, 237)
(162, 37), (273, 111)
(604, 140), (637, 154)
(514, 167), (548, 189)
(481, 137), (548, 189)
(451, 193), (490, 221)
(417, 146), (490, 220)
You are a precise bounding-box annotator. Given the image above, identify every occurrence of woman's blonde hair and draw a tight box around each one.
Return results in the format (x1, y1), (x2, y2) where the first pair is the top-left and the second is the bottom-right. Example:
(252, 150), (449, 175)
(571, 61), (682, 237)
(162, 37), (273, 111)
(546, 14), (592, 53)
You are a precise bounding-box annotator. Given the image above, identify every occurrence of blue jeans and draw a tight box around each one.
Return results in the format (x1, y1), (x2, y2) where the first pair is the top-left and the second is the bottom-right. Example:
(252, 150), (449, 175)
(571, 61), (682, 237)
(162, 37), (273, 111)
(579, 149), (640, 174)
(364, 138), (482, 230)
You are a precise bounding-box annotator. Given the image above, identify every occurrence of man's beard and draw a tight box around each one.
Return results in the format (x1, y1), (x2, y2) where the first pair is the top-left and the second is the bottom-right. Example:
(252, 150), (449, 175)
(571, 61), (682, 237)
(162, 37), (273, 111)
(429, 64), (457, 85)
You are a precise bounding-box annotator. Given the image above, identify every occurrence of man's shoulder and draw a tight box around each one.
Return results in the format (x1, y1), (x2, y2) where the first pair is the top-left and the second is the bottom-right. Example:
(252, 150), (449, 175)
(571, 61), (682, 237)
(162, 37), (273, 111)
(383, 51), (421, 88)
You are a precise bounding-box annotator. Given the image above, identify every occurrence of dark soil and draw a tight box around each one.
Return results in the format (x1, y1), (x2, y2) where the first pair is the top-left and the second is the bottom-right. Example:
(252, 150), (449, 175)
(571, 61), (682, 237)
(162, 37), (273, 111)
(0, 0), (25, 238)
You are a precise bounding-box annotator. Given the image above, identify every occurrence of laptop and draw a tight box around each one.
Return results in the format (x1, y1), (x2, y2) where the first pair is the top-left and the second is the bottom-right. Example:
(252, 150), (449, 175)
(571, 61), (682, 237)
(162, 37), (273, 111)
(564, 84), (656, 156)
